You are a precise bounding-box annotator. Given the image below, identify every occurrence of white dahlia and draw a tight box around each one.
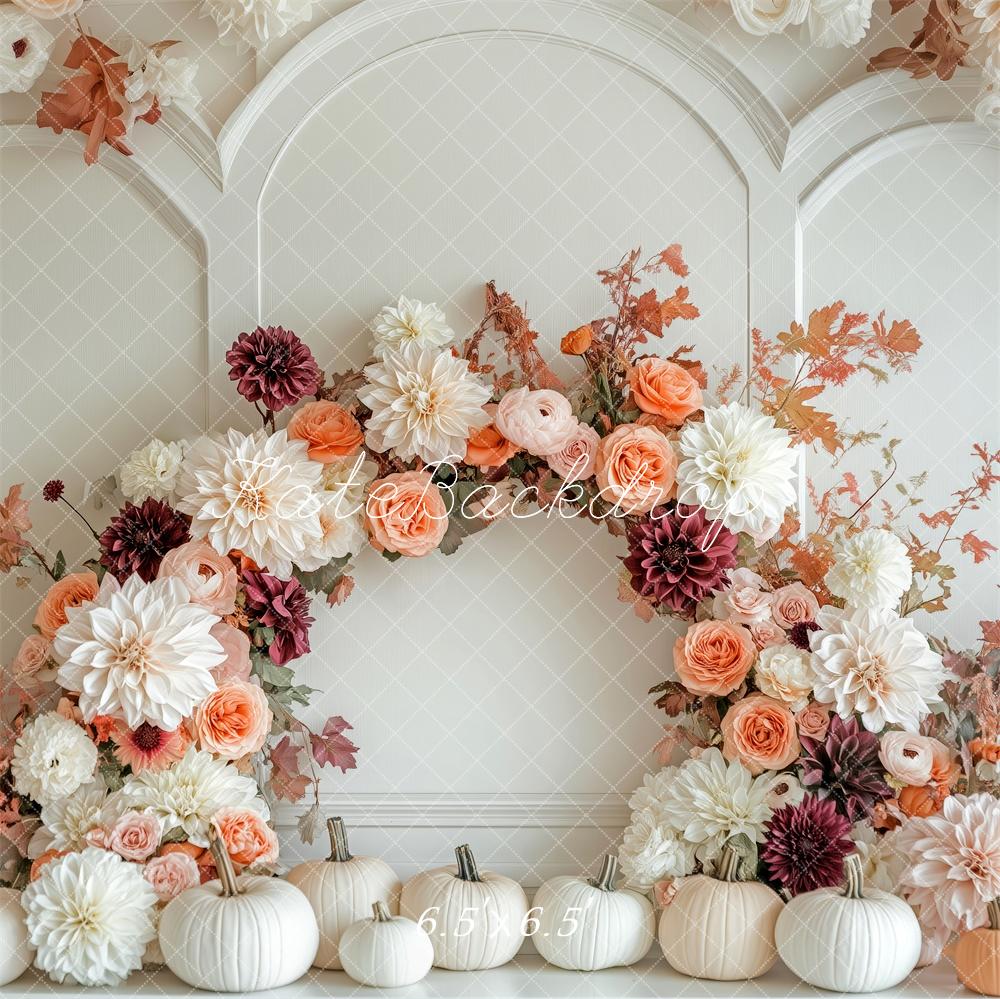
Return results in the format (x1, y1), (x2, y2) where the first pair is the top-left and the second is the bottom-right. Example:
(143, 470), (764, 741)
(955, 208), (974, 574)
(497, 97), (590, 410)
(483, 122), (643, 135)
(807, 0), (874, 47)
(618, 807), (696, 890)
(200, 0), (313, 52)
(755, 643), (815, 711)
(825, 527), (913, 610)
(175, 428), (323, 576)
(853, 821), (906, 894)
(40, 783), (115, 852)
(676, 402), (797, 539)
(0, 8), (53, 95)
(22, 848), (157, 987)
(373, 296), (455, 353)
(118, 437), (185, 503)
(119, 745), (268, 846)
(54, 574), (223, 730)
(810, 605), (947, 732)
(358, 342), (491, 463)
(11, 712), (97, 807)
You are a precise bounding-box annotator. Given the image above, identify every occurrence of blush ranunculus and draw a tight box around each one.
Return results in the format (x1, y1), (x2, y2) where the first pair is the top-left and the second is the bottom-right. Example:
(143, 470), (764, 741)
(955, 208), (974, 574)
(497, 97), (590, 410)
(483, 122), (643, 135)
(366, 470), (448, 557)
(108, 811), (161, 862)
(34, 570), (99, 640)
(158, 539), (238, 615)
(770, 582), (821, 629)
(464, 404), (518, 470)
(193, 680), (272, 759)
(796, 701), (832, 741)
(494, 386), (578, 456)
(144, 852), (200, 902)
(209, 622), (252, 683)
(287, 400), (364, 462)
(879, 731), (937, 786)
(544, 422), (600, 482)
(627, 357), (703, 425)
(214, 807), (279, 867)
(721, 693), (800, 775)
(673, 619), (755, 696)
(595, 424), (677, 515)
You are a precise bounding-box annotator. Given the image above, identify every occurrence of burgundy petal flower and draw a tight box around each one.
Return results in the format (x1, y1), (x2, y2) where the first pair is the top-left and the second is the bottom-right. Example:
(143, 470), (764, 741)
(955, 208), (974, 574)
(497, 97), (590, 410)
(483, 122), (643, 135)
(788, 620), (820, 650)
(99, 498), (190, 583)
(226, 326), (321, 413)
(243, 570), (314, 666)
(43, 480), (65, 503)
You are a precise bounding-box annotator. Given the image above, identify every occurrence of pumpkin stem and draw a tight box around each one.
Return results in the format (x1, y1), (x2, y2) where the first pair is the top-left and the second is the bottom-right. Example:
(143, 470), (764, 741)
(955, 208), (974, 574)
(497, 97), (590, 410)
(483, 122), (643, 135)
(327, 816), (353, 862)
(590, 854), (619, 892)
(372, 901), (393, 922)
(842, 853), (864, 900)
(207, 823), (240, 898)
(455, 844), (483, 882)
(988, 899), (1000, 931)
(717, 843), (745, 883)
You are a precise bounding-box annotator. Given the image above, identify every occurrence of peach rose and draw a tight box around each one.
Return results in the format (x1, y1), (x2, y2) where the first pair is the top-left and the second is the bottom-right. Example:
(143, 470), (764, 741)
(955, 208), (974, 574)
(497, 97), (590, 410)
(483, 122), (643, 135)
(288, 400), (363, 462)
(193, 681), (272, 760)
(796, 701), (831, 741)
(721, 693), (800, 774)
(109, 812), (161, 862)
(595, 424), (677, 515)
(545, 422), (601, 482)
(712, 568), (773, 625)
(749, 620), (785, 650)
(34, 570), (99, 640)
(628, 357), (702, 425)
(673, 619), (755, 696)
(210, 622), (252, 683)
(366, 470), (448, 557)
(12, 634), (52, 677)
(214, 808), (279, 867)
(158, 539), (238, 615)
(560, 325), (593, 355)
(464, 405), (518, 470)
(144, 852), (200, 902)
(770, 582), (820, 629)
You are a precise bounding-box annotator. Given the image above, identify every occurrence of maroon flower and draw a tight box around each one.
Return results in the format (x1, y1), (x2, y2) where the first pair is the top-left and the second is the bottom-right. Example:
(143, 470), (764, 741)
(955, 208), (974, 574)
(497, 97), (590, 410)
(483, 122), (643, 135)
(43, 480), (65, 503)
(623, 504), (737, 616)
(226, 326), (321, 413)
(243, 570), (314, 665)
(762, 794), (853, 896)
(99, 498), (191, 583)
(788, 620), (820, 650)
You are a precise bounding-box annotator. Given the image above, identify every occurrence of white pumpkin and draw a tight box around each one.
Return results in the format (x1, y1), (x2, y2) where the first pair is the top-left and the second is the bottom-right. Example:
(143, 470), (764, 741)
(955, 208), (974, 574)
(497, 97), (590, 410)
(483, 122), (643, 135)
(286, 816), (401, 969)
(160, 826), (319, 992)
(659, 843), (783, 980)
(0, 886), (32, 986)
(340, 901), (434, 988)
(400, 844), (528, 970)
(532, 855), (654, 970)
(776, 853), (921, 993)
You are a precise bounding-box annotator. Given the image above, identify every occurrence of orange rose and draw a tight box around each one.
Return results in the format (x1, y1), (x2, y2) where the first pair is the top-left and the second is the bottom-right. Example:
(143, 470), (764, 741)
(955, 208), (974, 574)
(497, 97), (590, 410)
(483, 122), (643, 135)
(214, 808), (278, 867)
(288, 400), (364, 462)
(673, 620), (755, 696)
(970, 738), (1000, 763)
(595, 424), (677, 514)
(561, 325), (593, 355)
(34, 570), (99, 640)
(721, 693), (799, 774)
(193, 680), (272, 760)
(465, 404), (518, 470)
(899, 784), (946, 818)
(366, 470), (448, 557)
(627, 358), (702, 425)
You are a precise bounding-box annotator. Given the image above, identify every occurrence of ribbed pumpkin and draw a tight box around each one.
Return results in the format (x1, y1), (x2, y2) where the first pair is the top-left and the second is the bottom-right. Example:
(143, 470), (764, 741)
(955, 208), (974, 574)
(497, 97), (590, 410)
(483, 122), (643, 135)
(0, 886), (32, 986)
(340, 902), (434, 988)
(286, 816), (401, 969)
(955, 898), (1000, 996)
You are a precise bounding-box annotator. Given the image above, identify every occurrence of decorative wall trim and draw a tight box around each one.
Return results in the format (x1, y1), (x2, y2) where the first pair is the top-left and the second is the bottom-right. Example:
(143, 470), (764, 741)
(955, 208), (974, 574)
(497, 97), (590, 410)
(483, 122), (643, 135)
(158, 108), (225, 192)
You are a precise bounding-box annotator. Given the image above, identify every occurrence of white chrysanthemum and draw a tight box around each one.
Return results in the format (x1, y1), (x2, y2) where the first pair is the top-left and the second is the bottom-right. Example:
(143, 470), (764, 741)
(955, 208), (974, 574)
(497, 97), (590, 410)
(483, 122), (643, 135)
(40, 783), (114, 852)
(627, 764), (680, 817)
(755, 643), (815, 711)
(730, 0), (809, 35)
(373, 296), (455, 353)
(825, 527), (913, 610)
(175, 428), (323, 577)
(618, 807), (697, 890)
(0, 8), (53, 94)
(810, 605), (947, 732)
(807, 0), (874, 46)
(119, 746), (268, 846)
(124, 42), (201, 117)
(118, 438), (185, 502)
(676, 402), (797, 539)
(199, 0), (313, 52)
(11, 712), (97, 807)
(54, 574), (223, 730)
(22, 848), (157, 987)
(852, 822), (906, 894)
(358, 342), (491, 463)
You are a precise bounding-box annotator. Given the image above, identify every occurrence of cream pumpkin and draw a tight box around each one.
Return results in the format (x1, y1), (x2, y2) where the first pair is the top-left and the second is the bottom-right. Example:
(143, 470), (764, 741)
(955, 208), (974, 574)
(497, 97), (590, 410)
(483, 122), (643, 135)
(0, 886), (32, 986)
(340, 901), (434, 988)
(955, 898), (1000, 996)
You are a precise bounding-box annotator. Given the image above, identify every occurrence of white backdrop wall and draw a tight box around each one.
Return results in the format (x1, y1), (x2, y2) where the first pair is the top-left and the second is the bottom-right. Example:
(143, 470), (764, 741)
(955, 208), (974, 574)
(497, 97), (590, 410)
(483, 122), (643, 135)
(1, 0), (998, 884)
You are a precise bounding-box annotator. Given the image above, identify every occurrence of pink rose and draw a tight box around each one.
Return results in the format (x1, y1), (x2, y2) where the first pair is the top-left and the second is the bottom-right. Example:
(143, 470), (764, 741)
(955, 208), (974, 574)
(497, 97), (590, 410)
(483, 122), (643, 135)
(712, 568), (773, 625)
(109, 811), (161, 862)
(879, 731), (941, 786)
(12, 634), (51, 677)
(210, 622), (252, 683)
(144, 852), (200, 901)
(84, 827), (112, 850)
(158, 540), (238, 616)
(749, 620), (785, 650)
(494, 387), (578, 456)
(193, 680), (272, 760)
(366, 470), (448, 557)
(595, 424), (677, 515)
(796, 701), (831, 741)
(771, 582), (820, 629)
(544, 422), (600, 482)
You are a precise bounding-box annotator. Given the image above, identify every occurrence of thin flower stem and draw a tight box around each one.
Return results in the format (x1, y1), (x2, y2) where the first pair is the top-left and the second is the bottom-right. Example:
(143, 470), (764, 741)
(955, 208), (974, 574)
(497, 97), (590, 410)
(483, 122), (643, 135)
(59, 496), (100, 541)
(27, 542), (58, 582)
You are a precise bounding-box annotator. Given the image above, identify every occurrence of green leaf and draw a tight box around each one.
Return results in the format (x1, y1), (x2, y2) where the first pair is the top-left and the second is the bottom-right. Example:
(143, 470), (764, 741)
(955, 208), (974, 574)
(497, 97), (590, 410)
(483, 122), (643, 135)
(295, 555), (352, 595)
(52, 550), (66, 580)
(381, 549), (403, 563)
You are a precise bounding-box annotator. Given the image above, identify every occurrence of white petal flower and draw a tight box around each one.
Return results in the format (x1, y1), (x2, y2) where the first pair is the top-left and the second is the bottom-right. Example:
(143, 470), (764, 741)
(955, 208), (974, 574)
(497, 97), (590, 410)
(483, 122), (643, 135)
(755, 643), (815, 711)
(729, 0), (809, 35)
(297, 493), (366, 568)
(358, 342), (491, 464)
(11, 712), (97, 807)
(200, 0), (313, 52)
(373, 296), (455, 353)
(810, 605), (947, 732)
(852, 821), (906, 893)
(119, 745), (268, 846)
(54, 574), (223, 730)
(175, 428), (323, 577)
(22, 848), (157, 987)
(0, 8), (52, 94)
(123, 42), (201, 118)
(618, 807), (696, 890)
(825, 527), (913, 610)
(676, 402), (798, 538)
(807, 0), (874, 46)
(39, 783), (114, 852)
(118, 438), (185, 503)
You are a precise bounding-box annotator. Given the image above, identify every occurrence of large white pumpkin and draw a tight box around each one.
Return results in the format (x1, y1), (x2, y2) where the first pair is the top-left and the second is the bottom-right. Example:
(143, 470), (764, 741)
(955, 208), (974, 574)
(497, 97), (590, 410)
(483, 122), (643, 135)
(0, 886), (32, 986)
(160, 827), (319, 992)
(775, 853), (921, 993)
(340, 901), (434, 988)
(659, 843), (784, 980)
(286, 816), (401, 969)
(532, 855), (654, 971)
(400, 844), (528, 970)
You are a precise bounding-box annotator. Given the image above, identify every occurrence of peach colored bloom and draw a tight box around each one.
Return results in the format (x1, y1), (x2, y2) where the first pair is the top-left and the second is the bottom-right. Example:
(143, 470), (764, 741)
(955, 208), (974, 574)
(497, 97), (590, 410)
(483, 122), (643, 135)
(721, 693), (800, 775)
(595, 424), (677, 515)
(749, 620), (785, 650)
(108, 812), (161, 862)
(33, 571), (99, 640)
(110, 720), (190, 773)
(158, 539), (238, 616)
(0, 483), (30, 572)
(770, 582), (821, 629)
(12, 634), (51, 677)
(560, 325), (593, 355)
(144, 852), (200, 902)
(899, 784), (945, 818)
(930, 740), (960, 789)
(796, 701), (831, 741)
(545, 422), (601, 482)
(673, 619), (755, 696)
(464, 405), (518, 470)
(193, 681), (271, 760)
(627, 357), (702, 425)
(288, 400), (363, 462)
(712, 568), (772, 625)
(366, 470), (448, 557)
(970, 738), (1000, 764)
(214, 808), (279, 867)
(210, 622), (252, 683)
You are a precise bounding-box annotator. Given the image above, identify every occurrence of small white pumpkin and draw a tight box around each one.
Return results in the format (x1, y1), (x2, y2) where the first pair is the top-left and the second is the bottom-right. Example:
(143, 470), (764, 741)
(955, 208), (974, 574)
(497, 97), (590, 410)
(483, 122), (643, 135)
(340, 901), (434, 988)
(532, 855), (654, 970)
(160, 825), (319, 992)
(286, 816), (401, 969)
(776, 853), (921, 993)
(0, 886), (32, 986)
(400, 844), (528, 970)
(659, 842), (783, 980)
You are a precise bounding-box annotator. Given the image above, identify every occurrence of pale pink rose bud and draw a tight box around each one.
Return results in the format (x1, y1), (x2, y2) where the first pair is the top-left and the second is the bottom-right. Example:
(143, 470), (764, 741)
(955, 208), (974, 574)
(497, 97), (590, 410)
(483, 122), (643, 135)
(544, 422), (600, 482)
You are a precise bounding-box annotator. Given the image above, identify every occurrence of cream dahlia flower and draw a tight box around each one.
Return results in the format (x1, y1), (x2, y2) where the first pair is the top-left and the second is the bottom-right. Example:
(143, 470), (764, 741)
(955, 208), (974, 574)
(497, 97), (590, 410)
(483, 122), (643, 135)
(358, 343), (491, 463)
(11, 712), (97, 807)
(755, 643), (814, 711)
(810, 605), (946, 732)
(200, 0), (313, 52)
(825, 527), (913, 610)
(618, 807), (696, 890)
(22, 848), (157, 987)
(175, 428), (323, 576)
(118, 438), (185, 503)
(297, 453), (377, 568)
(40, 783), (116, 852)
(807, 0), (874, 46)
(676, 402), (797, 539)
(54, 574), (223, 730)
(853, 822), (906, 894)
(373, 296), (455, 352)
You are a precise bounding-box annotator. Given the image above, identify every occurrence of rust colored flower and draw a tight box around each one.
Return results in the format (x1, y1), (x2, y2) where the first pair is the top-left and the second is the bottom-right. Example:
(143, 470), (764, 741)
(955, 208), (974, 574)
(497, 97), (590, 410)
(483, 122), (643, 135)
(560, 324), (593, 355)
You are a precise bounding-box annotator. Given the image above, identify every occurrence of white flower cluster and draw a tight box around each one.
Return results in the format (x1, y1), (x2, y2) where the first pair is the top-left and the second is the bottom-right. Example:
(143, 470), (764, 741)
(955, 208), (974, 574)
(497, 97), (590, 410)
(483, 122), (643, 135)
(729, 0), (873, 47)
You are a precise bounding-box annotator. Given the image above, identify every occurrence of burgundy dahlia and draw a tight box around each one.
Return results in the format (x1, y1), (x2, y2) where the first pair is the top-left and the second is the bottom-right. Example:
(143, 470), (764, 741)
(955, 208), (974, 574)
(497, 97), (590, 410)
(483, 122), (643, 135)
(226, 325), (321, 412)
(99, 498), (191, 583)
(762, 794), (853, 896)
(799, 714), (893, 822)
(788, 620), (820, 650)
(623, 504), (737, 616)
(43, 479), (65, 503)
(243, 570), (314, 666)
